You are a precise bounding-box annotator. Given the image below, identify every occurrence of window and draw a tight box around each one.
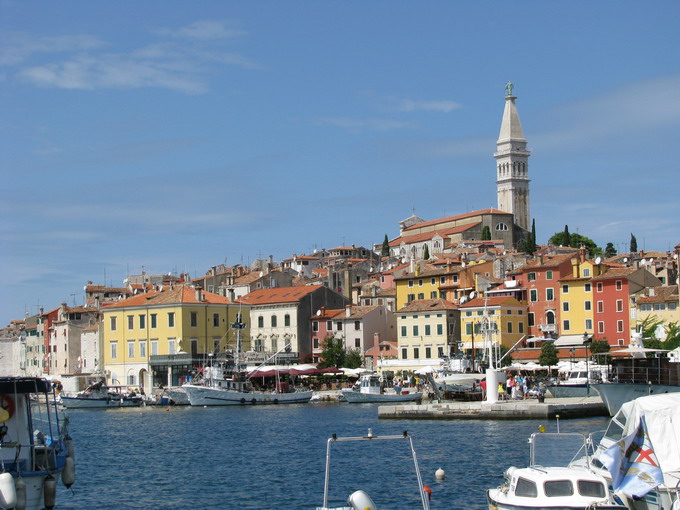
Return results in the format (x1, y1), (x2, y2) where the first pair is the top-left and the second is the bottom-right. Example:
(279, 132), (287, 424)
(430, 291), (437, 299)
(528, 272), (536, 281)
(313, 338), (319, 349)
(596, 282), (603, 293)
(437, 324), (443, 335)
(544, 480), (573, 497)
(466, 323), (473, 335)
(151, 340), (158, 355)
(583, 268), (591, 277)
(617, 320), (624, 333)
(413, 347), (420, 358)
(585, 301), (592, 311)
(140, 341), (146, 358)
(312, 321), (319, 332)
(408, 280), (414, 288)
(407, 294), (415, 303)
(562, 284), (569, 293)
(496, 222), (508, 231)
(213, 313), (220, 327)
(190, 312), (198, 327)
(598, 321), (605, 334)
(519, 322), (524, 333)
(425, 347), (432, 358)
(257, 316), (264, 328)
(413, 325), (419, 336)
(452, 275), (459, 283)
(151, 314), (157, 329)
(597, 301), (604, 313)
(515, 477), (538, 498)
(577, 481), (605, 498)
(507, 322), (513, 333)
(585, 283), (592, 292)
(128, 341), (134, 358)
(401, 326), (407, 337)
(354, 321), (360, 330)
(616, 280), (623, 291)
(670, 302), (678, 311)
(111, 342), (118, 359)
(401, 348), (408, 359)
(355, 339), (361, 348)
(563, 302), (569, 312)
(585, 319), (592, 330)
(418, 279), (423, 287)
(440, 277), (446, 284)
(168, 312), (175, 327)
(285, 314), (291, 327)
(563, 319), (570, 331)
(271, 315), (278, 327)
(616, 299), (623, 312)
(546, 270), (553, 280)
(528, 313), (535, 327)
(127, 315), (134, 329)
(336, 322), (343, 331)
(431, 278), (436, 285)
(530, 289), (538, 302)
(139, 315), (146, 329)
(417, 293), (424, 300)
(546, 288), (554, 301)
(168, 338), (175, 354)
(425, 325), (431, 336)
(110, 317), (117, 331)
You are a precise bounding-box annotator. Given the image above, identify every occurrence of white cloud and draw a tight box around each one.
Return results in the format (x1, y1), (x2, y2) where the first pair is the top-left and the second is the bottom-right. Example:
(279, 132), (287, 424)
(313, 117), (414, 132)
(0, 32), (106, 66)
(389, 97), (461, 113)
(157, 20), (247, 40)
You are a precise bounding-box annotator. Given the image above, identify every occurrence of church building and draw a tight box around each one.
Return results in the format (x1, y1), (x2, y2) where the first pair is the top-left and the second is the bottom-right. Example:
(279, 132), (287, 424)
(389, 83), (531, 260)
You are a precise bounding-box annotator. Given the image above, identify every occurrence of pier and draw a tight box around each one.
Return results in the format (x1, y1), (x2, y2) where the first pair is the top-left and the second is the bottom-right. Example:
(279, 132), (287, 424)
(378, 396), (607, 420)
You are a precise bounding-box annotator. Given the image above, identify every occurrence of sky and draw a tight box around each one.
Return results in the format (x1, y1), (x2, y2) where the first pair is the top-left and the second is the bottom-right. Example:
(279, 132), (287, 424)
(1, 1), (679, 325)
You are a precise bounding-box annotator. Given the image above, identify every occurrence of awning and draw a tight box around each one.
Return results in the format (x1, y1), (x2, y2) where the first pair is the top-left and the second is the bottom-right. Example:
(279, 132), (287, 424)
(554, 335), (588, 347)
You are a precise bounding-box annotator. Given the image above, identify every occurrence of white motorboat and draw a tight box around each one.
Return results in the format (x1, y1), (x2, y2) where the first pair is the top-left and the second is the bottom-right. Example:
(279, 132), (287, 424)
(340, 374), (422, 403)
(547, 364), (607, 399)
(591, 393), (680, 510)
(0, 377), (76, 510)
(487, 432), (627, 510)
(316, 429), (431, 510)
(60, 379), (144, 409)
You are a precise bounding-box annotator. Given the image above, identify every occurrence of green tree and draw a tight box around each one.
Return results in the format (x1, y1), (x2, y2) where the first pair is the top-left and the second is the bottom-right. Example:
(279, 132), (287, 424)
(481, 226), (491, 241)
(538, 341), (559, 371)
(423, 244), (430, 260)
(318, 335), (345, 368)
(604, 242), (617, 258)
(381, 234), (390, 257)
(639, 315), (664, 340)
(548, 231), (602, 257)
(344, 349), (364, 369)
(589, 339), (610, 365)
(562, 225), (571, 247)
(498, 344), (513, 368)
(630, 233), (638, 252)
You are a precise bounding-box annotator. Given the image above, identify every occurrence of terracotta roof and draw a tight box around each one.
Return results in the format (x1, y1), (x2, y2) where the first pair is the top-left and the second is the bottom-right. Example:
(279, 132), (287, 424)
(239, 285), (320, 305)
(636, 286), (679, 303)
(394, 265), (464, 281)
(382, 262), (410, 275)
(459, 296), (523, 308)
(397, 299), (458, 313)
(391, 223), (481, 246)
(105, 285), (231, 308)
(85, 285), (129, 294)
(403, 208), (509, 232)
(516, 253), (576, 271)
(317, 305), (381, 319)
(592, 266), (639, 281)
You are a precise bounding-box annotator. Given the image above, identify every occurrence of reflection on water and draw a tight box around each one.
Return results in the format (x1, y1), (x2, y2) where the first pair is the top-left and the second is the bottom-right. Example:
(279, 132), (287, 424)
(58, 404), (609, 509)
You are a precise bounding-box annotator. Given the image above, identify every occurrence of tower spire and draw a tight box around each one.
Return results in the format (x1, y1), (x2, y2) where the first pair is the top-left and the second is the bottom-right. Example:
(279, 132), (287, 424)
(495, 83), (531, 232)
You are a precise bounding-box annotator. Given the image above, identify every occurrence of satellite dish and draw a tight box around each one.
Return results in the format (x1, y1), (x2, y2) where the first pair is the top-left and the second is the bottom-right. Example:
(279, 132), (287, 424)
(460, 296), (467, 304)
(461, 261), (466, 267)
(623, 257), (628, 263)
(469, 291), (476, 299)
(401, 258), (407, 263)
(640, 258), (647, 265)
(595, 256), (602, 265)
(316, 310), (321, 316)
(369, 267), (373, 272)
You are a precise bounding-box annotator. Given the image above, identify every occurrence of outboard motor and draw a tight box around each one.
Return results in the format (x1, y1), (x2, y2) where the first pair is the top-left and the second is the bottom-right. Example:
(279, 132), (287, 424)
(347, 490), (378, 510)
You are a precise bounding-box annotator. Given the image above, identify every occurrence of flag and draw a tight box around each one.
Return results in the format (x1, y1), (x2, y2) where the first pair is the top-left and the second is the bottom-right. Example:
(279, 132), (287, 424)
(596, 415), (664, 498)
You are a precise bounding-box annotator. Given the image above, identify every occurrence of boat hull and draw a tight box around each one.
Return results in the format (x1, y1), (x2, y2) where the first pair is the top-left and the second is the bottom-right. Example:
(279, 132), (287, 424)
(487, 490), (626, 510)
(546, 384), (592, 398)
(340, 389), (422, 403)
(591, 383), (680, 416)
(182, 384), (313, 406)
(60, 396), (143, 409)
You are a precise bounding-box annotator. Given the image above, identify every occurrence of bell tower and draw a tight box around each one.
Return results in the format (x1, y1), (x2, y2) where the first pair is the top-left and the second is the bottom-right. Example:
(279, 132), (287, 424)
(495, 82), (530, 231)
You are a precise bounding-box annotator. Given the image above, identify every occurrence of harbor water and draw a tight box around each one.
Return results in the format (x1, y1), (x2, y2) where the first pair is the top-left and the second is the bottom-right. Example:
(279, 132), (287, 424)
(58, 403), (609, 509)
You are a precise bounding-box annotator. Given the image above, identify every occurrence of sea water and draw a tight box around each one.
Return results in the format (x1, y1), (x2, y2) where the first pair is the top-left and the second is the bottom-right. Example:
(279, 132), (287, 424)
(57, 404), (609, 509)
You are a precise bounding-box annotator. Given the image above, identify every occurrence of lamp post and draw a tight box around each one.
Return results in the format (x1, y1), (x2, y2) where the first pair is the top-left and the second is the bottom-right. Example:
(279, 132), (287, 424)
(583, 332), (592, 396)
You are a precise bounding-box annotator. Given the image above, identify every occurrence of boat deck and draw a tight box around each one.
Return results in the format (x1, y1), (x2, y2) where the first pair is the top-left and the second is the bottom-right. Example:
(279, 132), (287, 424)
(378, 396), (607, 420)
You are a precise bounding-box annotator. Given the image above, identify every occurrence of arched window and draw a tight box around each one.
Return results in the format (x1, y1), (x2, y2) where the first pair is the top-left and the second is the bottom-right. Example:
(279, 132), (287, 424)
(271, 315), (277, 327)
(284, 314), (290, 327)
(433, 240), (441, 252)
(496, 223), (508, 231)
(257, 316), (264, 328)
(546, 311), (555, 325)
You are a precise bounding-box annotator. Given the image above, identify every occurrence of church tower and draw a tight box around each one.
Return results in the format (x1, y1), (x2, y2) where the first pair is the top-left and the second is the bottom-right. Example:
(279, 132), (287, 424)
(495, 83), (530, 231)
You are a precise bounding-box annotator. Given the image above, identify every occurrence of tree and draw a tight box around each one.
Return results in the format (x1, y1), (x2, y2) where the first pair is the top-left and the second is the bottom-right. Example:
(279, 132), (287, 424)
(499, 344), (513, 368)
(589, 339), (610, 365)
(344, 349), (364, 369)
(630, 233), (638, 252)
(538, 341), (559, 371)
(481, 226), (491, 241)
(423, 244), (430, 260)
(318, 335), (345, 368)
(562, 225), (571, 247)
(548, 230), (602, 257)
(604, 242), (617, 258)
(381, 234), (390, 257)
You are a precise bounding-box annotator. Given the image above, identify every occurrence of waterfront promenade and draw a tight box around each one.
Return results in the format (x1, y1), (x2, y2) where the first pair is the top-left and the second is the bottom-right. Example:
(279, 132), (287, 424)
(378, 395), (607, 420)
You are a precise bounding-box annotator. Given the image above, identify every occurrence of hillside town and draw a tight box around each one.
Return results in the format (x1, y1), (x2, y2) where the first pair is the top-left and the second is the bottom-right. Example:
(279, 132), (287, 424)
(2, 88), (679, 391)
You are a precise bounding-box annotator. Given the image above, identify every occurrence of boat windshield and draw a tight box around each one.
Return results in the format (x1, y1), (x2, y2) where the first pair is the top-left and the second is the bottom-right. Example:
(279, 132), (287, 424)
(530, 433), (589, 468)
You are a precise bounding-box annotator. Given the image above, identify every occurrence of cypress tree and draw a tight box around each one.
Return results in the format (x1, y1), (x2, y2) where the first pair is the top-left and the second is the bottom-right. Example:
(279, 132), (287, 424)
(381, 234), (390, 257)
(630, 233), (638, 252)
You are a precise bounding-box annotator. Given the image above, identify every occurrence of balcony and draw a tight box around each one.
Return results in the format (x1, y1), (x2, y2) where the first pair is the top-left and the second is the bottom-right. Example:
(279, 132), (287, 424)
(537, 323), (557, 333)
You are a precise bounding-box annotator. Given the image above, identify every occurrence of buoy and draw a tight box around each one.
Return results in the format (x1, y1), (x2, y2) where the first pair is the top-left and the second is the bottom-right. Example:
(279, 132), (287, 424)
(43, 474), (57, 510)
(538, 424), (546, 433)
(423, 484), (432, 501)
(64, 433), (75, 460)
(14, 476), (26, 510)
(435, 467), (446, 481)
(62, 456), (76, 488)
(0, 472), (17, 508)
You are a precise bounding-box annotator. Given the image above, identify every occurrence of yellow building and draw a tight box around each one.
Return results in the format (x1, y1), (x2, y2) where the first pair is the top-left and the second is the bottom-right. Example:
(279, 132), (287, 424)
(633, 286), (680, 339)
(380, 299), (459, 374)
(459, 296), (527, 356)
(558, 259), (597, 337)
(102, 285), (249, 389)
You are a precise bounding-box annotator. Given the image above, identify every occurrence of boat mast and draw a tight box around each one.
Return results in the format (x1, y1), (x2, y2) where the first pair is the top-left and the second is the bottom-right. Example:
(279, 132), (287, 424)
(231, 308), (247, 373)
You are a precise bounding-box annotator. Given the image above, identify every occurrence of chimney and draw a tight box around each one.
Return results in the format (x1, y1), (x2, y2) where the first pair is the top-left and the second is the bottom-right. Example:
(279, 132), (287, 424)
(195, 286), (203, 302)
(538, 255), (544, 265)
(345, 305), (351, 317)
(579, 246), (586, 263)
(649, 287), (655, 297)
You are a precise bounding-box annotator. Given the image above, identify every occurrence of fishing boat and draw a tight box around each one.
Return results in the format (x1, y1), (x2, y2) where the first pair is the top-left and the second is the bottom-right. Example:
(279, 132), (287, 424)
(487, 432), (627, 510)
(59, 379), (144, 409)
(316, 429), (431, 510)
(340, 374), (422, 403)
(0, 377), (76, 510)
(547, 363), (607, 398)
(590, 393), (680, 510)
(182, 314), (313, 406)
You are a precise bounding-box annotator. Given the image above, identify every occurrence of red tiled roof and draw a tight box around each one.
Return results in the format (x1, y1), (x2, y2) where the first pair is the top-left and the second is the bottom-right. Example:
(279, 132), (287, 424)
(592, 267), (638, 281)
(106, 285), (231, 308)
(397, 299), (458, 313)
(403, 208), (509, 232)
(391, 223), (481, 246)
(239, 286), (320, 305)
(459, 296), (523, 308)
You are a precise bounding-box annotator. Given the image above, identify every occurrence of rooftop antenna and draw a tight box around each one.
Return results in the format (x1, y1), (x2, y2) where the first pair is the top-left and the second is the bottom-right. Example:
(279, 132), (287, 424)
(70, 293), (77, 306)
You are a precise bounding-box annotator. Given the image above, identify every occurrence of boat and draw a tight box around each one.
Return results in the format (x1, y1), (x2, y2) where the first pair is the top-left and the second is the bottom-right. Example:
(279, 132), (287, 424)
(0, 377), (76, 510)
(182, 314), (313, 406)
(340, 373), (422, 403)
(316, 429), (431, 510)
(547, 363), (607, 398)
(59, 378), (144, 409)
(433, 357), (483, 392)
(487, 431), (627, 510)
(590, 393), (680, 510)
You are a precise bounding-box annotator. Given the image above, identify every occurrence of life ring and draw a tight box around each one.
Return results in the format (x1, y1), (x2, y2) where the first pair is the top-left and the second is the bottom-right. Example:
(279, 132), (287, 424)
(0, 395), (15, 423)
(240, 398), (246, 404)
(273, 399), (279, 404)
(251, 398), (257, 405)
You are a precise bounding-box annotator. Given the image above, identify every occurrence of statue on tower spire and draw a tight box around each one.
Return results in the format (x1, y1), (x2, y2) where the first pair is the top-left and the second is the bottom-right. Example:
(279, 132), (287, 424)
(504, 81), (514, 97)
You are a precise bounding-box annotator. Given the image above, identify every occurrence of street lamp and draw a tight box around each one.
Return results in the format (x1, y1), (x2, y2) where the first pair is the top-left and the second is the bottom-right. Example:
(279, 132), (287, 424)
(583, 332), (592, 396)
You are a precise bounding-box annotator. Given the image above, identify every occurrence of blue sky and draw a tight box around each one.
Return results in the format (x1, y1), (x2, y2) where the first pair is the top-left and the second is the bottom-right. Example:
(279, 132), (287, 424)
(1, 1), (679, 325)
